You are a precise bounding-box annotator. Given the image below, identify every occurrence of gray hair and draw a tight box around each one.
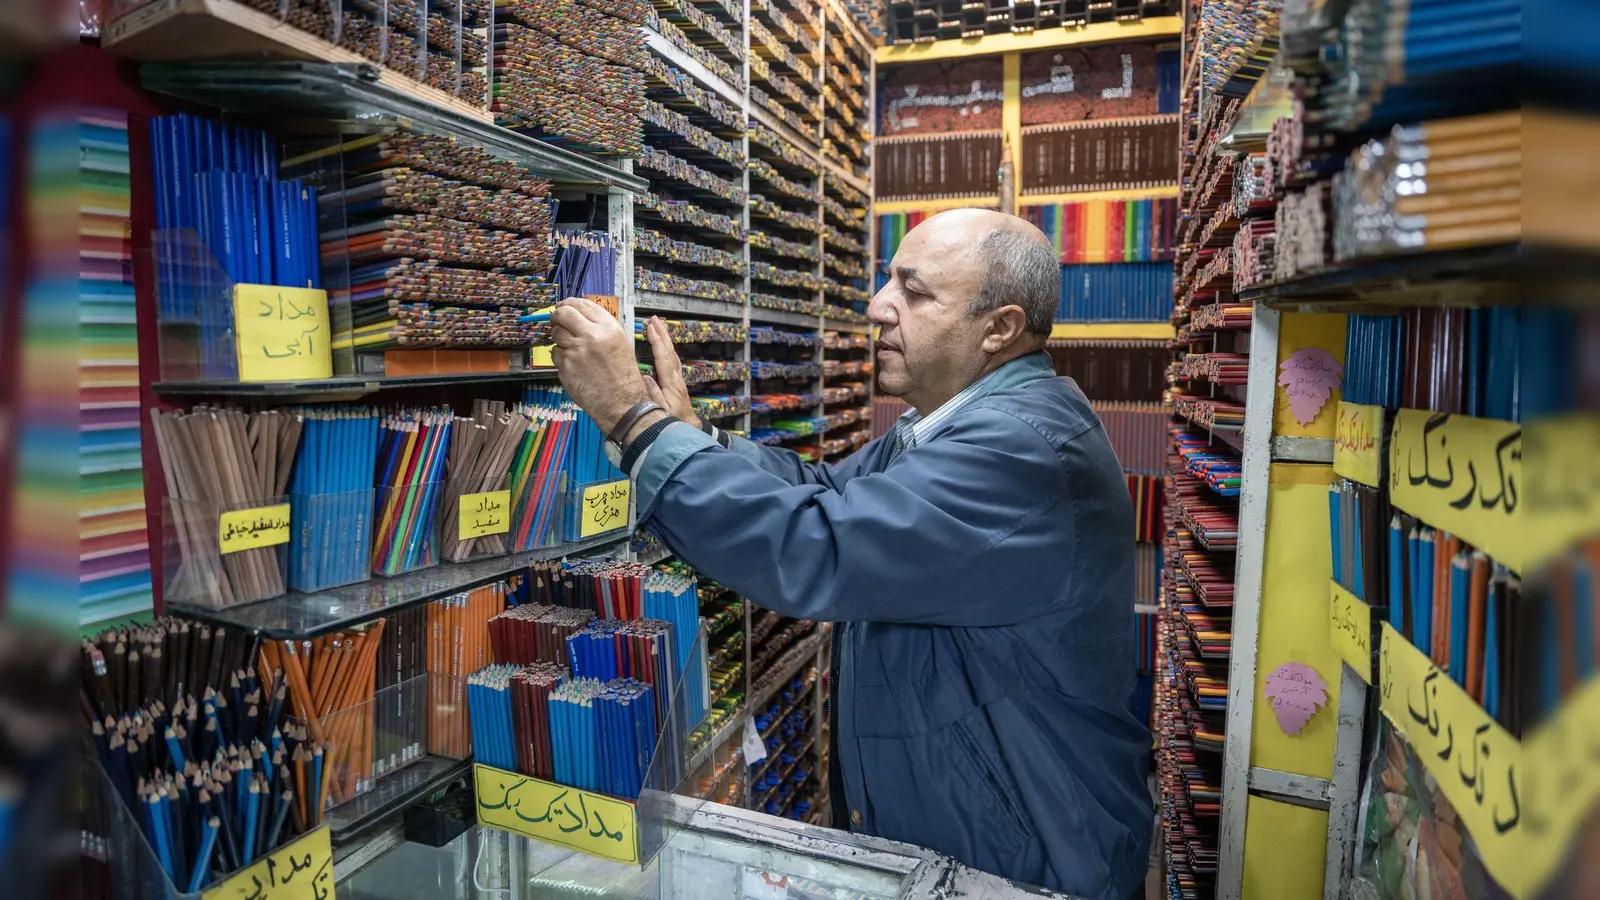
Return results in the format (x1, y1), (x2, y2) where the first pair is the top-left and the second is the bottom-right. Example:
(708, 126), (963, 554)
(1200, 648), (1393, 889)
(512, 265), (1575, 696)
(967, 226), (1058, 336)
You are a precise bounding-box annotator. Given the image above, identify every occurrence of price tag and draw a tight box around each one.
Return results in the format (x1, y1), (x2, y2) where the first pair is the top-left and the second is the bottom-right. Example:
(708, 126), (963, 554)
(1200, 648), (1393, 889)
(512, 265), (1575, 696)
(1332, 401), (1383, 488)
(1388, 410), (1522, 572)
(459, 490), (511, 540)
(579, 479), (630, 538)
(1328, 581), (1372, 684)
(1378, 624), (1522, 894)
(218, 503), (292, 554)
(1521, 673), (1600, 898)
(474, 763), (639, 865)
(202, 825), (331, 900)
(233, 284), (333, 382)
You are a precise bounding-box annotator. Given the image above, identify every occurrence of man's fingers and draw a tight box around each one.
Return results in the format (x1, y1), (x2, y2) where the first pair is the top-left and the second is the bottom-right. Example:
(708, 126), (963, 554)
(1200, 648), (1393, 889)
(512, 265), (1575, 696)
(642, 375), (667, 406)
(550, 305), (590, 334)
(550, 346), (564, 369)
(559, 296), (610, 324)
(645, 318), (688, 391)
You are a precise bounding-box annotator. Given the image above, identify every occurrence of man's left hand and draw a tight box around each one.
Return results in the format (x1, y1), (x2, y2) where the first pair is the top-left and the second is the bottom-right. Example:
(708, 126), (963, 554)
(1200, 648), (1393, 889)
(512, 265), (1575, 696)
(550, 297), (648, 434)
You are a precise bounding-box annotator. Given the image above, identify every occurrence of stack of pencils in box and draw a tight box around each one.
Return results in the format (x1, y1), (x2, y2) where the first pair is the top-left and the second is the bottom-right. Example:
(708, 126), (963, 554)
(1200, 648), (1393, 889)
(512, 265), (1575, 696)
(1172, 429), (1243, 497)
(1171, 474), (1240, 553)
(82, 618), (327, 893)
(372, 407), (454, 576)
(488, 601), (597, 668)
(288, 406), (380, 592)
(425, 585), (502, 759)
(440, 400), (534, 563)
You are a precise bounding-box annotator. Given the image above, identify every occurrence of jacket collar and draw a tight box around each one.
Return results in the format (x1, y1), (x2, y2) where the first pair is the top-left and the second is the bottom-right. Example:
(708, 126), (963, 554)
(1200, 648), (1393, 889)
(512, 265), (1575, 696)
(895, 351), (1054, 449)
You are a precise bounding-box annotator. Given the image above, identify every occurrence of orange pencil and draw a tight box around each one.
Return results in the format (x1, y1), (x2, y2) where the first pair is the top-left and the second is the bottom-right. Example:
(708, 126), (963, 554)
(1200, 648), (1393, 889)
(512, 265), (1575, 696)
(1464, 552), (1489, 700)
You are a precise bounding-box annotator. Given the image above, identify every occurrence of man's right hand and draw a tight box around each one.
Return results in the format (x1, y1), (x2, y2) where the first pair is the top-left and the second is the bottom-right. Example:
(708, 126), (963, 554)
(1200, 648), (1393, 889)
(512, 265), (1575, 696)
(642, 316), (703, 429)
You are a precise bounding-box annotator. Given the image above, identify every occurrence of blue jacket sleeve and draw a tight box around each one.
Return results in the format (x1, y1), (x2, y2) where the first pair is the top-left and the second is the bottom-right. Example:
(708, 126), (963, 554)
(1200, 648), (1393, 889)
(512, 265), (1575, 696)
(721, 431), (886, 489)
(638, 408), (1072, 627)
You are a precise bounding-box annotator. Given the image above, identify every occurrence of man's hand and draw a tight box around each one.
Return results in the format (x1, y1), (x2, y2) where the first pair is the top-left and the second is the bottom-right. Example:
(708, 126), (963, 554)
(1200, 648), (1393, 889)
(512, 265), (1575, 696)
(641, 317), (703, 429)
(550, 297), (648, 434)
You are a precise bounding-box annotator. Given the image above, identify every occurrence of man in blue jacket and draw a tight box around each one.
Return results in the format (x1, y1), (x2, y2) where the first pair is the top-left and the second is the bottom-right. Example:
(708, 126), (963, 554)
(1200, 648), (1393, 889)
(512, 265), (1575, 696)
(550, 209), (1152, 900)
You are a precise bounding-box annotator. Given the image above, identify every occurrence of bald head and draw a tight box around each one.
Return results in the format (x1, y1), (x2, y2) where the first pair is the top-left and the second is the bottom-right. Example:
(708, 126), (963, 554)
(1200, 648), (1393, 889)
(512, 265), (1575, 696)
(919, 209), (1058, 337)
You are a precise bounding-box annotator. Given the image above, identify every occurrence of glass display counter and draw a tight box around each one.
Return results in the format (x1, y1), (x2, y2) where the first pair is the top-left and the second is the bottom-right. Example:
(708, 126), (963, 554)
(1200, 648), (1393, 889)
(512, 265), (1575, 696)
(337, 792), (1083, 900)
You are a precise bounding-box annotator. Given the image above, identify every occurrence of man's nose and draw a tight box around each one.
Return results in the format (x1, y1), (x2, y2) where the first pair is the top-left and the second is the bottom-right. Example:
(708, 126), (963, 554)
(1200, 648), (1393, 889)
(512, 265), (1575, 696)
(867, 288), (896, 326)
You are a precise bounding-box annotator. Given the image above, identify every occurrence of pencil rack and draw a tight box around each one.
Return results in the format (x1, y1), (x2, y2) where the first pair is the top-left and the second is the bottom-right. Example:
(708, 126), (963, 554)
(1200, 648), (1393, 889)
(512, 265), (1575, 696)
(161, 495), (292, 610)
(289, 487), (375, 593)
(300, 672), (448, 811)
(371, 479), (445, 577)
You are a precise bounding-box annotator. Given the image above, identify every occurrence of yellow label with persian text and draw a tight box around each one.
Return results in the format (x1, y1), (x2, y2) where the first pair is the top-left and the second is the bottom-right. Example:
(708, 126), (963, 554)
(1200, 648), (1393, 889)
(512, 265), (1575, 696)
(578, 479), (630, 538)
(202, 825), (331, 900)
(1378, 624), (1522, 895)
(1388, 409), (1522, 572)
(459, 490), (511, 540)
(218, 503), (291, 554)
(1328, 581), (1372, 684)
(233, 284), (333, 382)
(474, 763), (640, 865)
(1333, 401), (1383, 488)
(1521, 673), (1600, 898)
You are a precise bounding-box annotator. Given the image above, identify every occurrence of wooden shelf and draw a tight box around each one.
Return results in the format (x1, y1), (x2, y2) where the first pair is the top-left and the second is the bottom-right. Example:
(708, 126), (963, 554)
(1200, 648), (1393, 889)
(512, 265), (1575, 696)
(104, 0), (492, 124)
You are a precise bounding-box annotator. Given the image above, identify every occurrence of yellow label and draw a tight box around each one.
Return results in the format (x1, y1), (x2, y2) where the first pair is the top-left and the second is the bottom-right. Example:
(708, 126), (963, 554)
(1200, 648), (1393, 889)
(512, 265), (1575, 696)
(218, 503), (292, 554)
(1332, 401), (1383, 488)
(1328, 581), (1372, 684)
(1521, 673), (1600, 898)
(578, 479), (630, 538)
(1378, 623), (1522, 895)
(1521, 414), (1600, 574)
(1388, 410), (1523, 572)
(202, 825), (331, 900)
(458, 490), (511, 540)
(474, 763), (640, 865)
(529, 345), (554, 367)
(233, 284), (334, 382)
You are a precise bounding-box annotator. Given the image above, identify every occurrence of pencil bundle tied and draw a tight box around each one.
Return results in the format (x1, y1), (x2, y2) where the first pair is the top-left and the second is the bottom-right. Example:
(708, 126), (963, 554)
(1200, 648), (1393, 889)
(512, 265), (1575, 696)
(154, 406), (301, 610)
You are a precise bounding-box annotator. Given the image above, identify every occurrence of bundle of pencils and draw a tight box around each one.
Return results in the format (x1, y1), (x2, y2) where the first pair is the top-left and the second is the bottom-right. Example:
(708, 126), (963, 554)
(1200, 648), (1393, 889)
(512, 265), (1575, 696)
(1387, 518), (1523, 732)
(641, 146), (747, 204)
(323, 168), (553, 237)
(488, 601), (597, 668)
(1271, 181), (1334, 281)
(750, 229), (820, 264)
(1087, 402), (1168, 475)
(493, 24), (645, 123)
(1173, 474), (1240, 553)
(1330, 479), (1388, 603)
(1174, 532), (1237, 610)
(347, 259), (557, 310)
(549, 560), (650, 618)
(441, 400), (533, 562)
(343, 304), (539, 351)
(635, 193), (744, 240)
(372, 407), (453, 576)
(288, 406), (380, 592)
(374, 604), (429, 779)
(333, 133), (553, 200)
(257, 626), (385, 806)
(323, 214), (553, 274)
(498, 0), (649, 69)
(1185, 302), (1253, 336)
(547, 677), (657, 797)
(551, 231), (618, 299)
(519, 384), (623, 495)
(634, 231), (746, 276)
(1173, 429), (1243, 497)
(635, 268), (744, 304)
(503, 402), (575, 552)
(151, 407), (303, 608)
(82, 618), (328, 893)
(1334, 112), (1520, 259)
(467, 663), (521, 772)
(636, 317), (748, 344)
(426, 585), (502, 758)
(640, 101), (744, 166)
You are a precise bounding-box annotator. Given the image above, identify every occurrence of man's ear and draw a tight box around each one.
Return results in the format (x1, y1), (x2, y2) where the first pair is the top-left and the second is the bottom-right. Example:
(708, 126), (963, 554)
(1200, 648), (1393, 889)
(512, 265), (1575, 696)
(980, 304), (1030, 353)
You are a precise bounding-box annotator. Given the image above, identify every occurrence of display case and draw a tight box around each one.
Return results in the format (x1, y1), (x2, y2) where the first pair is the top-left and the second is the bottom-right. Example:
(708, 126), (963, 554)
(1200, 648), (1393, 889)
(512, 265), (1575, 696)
(336, 793), (1084, 900)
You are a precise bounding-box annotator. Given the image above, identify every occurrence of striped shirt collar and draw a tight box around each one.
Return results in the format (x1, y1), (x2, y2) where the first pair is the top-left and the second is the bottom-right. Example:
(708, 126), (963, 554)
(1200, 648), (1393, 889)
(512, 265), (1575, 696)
(894, 351), (1054, 451)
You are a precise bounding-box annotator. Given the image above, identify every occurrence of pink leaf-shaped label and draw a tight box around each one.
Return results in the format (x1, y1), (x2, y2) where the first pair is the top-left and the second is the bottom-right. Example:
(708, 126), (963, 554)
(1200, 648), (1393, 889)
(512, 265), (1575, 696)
(1277, 348), (1344, 425)
(1264, 661), (1329, 735)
